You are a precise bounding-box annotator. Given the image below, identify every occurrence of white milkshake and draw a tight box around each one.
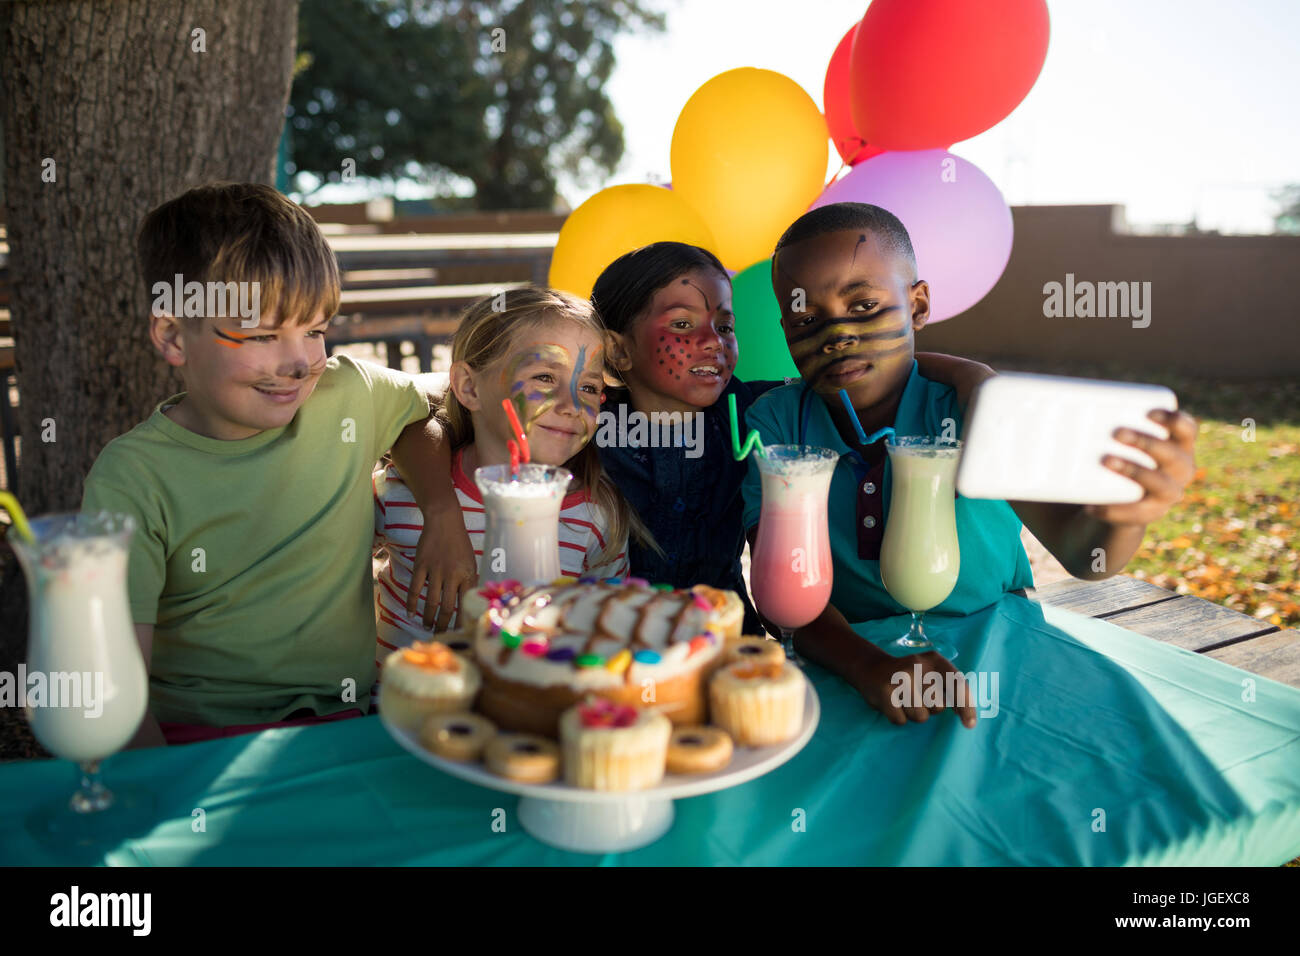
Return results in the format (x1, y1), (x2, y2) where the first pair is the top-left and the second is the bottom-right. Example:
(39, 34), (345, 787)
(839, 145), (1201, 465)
(880, 441), (961, 612)
(475, 464), (572, 584)
(11, 512), (148, 764)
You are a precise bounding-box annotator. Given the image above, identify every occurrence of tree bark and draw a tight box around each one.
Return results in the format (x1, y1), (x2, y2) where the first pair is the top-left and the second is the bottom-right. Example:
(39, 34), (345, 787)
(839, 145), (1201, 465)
(1, 0), (298, 516)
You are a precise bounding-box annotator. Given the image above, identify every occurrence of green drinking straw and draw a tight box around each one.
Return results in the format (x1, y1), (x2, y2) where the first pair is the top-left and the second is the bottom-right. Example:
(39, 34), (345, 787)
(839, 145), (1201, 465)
(727, 393), (766, 460)
(0, 491), (35, 544)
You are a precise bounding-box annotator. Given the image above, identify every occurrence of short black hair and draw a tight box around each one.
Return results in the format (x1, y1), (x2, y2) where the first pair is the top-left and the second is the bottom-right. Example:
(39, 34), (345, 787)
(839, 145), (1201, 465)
(773, 202), (917, 278)
(590, 241), (729, 335)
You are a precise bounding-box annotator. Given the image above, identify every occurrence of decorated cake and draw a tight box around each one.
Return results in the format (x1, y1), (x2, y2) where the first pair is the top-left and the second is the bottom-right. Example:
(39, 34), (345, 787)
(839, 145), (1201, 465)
(469, 577), (743, 736)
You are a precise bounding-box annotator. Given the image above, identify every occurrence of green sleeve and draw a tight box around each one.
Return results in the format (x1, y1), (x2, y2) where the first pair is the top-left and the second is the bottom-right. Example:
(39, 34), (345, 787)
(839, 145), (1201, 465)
(343, 355), (432, 462)
(81, 455), (167, 626)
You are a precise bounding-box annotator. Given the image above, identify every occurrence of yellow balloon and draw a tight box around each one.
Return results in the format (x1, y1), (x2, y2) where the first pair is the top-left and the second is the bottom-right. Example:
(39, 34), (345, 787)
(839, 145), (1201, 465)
(548, 185), (718, 299)
(671, 68), (829, 272)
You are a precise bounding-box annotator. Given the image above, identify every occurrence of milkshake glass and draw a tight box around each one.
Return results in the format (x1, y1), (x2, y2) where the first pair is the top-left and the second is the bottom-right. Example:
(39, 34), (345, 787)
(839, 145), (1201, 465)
(751, 445), (838, 664)
(475, 464), (573, 584)
(10, 510), (150, 839)
(879, 436), (962, 658)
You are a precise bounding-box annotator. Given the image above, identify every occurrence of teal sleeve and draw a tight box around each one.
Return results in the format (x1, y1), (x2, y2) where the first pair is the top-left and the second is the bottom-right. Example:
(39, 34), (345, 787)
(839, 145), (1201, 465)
(81, 456), (167, 626)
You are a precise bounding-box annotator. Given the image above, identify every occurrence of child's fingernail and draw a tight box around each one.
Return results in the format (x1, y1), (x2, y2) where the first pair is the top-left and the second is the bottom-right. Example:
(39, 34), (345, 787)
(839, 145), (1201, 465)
(1115, 428), (1134, 442)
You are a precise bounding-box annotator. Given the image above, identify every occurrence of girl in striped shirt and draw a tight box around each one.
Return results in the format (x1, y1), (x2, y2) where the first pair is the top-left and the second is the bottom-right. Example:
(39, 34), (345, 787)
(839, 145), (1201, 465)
(373, 286), (642, 655)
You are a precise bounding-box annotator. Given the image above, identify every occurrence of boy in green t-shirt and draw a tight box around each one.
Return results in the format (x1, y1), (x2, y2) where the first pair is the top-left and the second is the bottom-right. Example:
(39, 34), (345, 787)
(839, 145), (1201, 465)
(82, 183), (474, 745)
(744, 202), (1199, 729)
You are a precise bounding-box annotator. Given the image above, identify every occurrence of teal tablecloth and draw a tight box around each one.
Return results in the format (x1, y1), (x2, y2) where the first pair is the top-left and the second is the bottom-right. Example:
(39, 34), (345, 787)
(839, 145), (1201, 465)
(3, 594), (1299, 865)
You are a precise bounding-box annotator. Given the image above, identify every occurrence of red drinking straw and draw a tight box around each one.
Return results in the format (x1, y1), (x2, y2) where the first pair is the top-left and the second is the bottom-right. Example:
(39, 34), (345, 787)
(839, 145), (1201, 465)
(501, 399), (531, 464)
(507, 439), (521, 479)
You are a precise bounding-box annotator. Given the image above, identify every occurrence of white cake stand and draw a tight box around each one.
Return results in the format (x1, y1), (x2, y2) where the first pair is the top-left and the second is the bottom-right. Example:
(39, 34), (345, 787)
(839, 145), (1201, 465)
(380, 677), (820, 853)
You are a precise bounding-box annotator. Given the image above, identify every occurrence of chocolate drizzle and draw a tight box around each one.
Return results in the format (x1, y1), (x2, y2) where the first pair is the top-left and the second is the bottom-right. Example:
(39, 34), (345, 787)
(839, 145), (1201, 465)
(495, 583), (714, 673)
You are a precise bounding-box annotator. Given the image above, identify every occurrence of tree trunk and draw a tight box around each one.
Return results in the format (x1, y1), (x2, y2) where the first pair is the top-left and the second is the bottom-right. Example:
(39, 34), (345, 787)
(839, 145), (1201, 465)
(1, 0), (298, 516)
(0, 1), (298, 748)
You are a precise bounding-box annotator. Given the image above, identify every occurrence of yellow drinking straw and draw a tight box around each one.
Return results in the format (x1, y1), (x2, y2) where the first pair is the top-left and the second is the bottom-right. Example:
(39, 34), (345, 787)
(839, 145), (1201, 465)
(0, 491), (35, 545)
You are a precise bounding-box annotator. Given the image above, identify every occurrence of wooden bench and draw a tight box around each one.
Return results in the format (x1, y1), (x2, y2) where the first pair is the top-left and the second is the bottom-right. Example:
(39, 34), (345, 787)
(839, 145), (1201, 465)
(1023, 576), (1298, 687)
(324, 233), (555, 371)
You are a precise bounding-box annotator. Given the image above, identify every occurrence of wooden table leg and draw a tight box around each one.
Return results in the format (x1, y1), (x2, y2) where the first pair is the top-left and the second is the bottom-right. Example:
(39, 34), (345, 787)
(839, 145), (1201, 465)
(384, 339), (404, 371)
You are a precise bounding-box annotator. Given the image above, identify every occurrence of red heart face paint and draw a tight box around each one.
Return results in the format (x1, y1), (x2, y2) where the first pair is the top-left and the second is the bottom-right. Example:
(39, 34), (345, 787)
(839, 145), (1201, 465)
(482, 321), (606, 466)
(772, 230), (926, 413)
(622, 268), (737, 415)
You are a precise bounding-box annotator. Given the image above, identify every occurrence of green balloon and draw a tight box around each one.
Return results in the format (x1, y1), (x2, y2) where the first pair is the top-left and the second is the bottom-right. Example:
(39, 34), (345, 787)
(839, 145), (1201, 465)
(731, 258), (799, 382)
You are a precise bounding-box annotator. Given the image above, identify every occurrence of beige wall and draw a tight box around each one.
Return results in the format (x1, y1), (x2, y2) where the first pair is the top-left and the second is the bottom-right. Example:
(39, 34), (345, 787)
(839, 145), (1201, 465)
(914, 205), (1300, 380)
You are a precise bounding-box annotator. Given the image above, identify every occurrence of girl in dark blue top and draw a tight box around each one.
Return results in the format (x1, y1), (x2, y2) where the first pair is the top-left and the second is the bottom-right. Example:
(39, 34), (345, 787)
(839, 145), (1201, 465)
(591, 242), (989, 634)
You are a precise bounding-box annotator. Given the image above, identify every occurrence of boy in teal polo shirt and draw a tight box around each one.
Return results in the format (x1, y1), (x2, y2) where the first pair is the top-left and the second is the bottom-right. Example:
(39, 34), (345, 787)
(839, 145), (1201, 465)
(743, 202), (1198, 728)
(82, 183), (475, 745)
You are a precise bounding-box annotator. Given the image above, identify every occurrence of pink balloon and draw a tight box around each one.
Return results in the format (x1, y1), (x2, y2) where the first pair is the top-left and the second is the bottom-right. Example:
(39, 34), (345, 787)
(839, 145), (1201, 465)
(810, 150), (1012, 323)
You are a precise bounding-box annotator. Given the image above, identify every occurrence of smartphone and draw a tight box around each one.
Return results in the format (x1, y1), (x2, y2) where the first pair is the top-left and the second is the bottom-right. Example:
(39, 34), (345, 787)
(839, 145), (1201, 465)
(956, 372), (1178, 505)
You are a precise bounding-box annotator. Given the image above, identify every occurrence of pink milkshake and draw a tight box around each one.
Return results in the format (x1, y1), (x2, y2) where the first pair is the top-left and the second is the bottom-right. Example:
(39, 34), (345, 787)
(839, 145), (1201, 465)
(751, 446), (839, 632)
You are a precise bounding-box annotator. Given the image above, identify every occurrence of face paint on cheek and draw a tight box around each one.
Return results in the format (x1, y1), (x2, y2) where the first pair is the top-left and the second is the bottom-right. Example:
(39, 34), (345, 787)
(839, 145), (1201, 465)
(788, 311), (911, 384)
(214, 328), (249, 349)
(499, 342), (571, 439)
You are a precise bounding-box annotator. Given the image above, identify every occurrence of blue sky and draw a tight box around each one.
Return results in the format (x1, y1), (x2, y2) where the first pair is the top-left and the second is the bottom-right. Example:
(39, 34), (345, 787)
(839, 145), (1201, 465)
(601, 0), (1300, 234)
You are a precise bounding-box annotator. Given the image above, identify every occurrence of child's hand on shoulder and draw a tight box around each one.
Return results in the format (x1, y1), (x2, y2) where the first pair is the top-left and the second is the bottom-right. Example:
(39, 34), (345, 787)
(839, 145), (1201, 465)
(853, 649), (977, 729)
(1085, 409), (1198, 527)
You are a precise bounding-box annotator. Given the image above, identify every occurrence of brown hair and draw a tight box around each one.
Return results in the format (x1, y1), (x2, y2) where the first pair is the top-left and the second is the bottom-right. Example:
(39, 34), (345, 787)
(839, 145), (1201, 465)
(441, 285), (656, 563)
(137, 182), (340, 326)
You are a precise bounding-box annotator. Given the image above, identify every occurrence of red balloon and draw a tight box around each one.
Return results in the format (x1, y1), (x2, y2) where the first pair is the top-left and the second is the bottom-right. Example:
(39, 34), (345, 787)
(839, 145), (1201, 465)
(824, 23), (883, 166)
(850, 0), (1049, 150)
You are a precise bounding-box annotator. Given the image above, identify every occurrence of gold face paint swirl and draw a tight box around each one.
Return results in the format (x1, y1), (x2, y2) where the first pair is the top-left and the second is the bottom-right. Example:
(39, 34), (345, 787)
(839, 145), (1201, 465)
(501, 342), (596, 442)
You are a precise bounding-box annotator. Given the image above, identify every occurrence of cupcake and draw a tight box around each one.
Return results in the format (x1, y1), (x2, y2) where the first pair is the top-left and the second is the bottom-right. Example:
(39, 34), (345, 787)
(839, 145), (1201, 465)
(558, 699), (671, 791)
(708, 659), (805, 746)
(380, 641), (481, 731)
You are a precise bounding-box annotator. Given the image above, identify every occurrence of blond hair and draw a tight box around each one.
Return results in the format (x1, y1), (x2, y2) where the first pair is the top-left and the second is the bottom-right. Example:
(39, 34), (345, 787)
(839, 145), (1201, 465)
(441, 285), (655, 564)
(137, 182), (340, 326)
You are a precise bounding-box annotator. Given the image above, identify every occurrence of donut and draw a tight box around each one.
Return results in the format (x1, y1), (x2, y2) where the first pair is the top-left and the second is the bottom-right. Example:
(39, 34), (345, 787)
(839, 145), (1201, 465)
(723, 636), (786, 667)
(666, 725), (734, 774)
(420, 712), (496, 762)
(484, 733), (561, 784)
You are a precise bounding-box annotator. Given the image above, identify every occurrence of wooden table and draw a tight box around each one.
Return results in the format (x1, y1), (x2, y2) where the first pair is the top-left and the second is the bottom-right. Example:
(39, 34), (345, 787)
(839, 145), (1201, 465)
(1021, 575), (1299, 688)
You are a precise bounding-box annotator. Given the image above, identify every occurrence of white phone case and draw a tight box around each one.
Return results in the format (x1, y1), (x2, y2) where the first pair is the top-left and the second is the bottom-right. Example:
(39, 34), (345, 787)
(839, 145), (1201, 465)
(956, 372), (1178, 505)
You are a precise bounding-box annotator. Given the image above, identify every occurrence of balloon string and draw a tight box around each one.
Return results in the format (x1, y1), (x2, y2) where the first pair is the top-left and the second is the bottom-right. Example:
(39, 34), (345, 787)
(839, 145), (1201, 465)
(825, 158), (851, 190)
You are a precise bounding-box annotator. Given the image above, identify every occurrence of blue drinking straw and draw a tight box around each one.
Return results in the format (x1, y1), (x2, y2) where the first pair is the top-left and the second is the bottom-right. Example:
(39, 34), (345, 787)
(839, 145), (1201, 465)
(838, 388), (895, 446)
